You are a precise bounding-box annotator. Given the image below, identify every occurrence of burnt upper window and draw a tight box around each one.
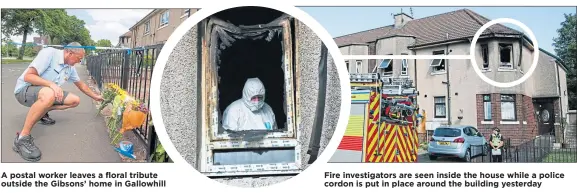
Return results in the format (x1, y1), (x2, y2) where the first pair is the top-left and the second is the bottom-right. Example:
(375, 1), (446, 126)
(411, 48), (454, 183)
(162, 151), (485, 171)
(499, 43), (513, 69)
(481, 44), (489, 69)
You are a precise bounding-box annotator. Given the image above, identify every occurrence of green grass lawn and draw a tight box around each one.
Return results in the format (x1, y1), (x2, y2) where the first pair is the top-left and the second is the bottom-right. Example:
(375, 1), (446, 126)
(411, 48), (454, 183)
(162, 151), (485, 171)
(1, 59), (33, 64)
(542, 150), (577, 163)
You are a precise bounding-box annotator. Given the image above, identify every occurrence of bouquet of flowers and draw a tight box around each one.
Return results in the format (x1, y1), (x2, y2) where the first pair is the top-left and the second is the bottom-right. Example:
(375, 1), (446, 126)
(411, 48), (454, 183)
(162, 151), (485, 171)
(120, 100), (149, 134)
(97, 83), (121, 115)
(97, 83), (150, 146)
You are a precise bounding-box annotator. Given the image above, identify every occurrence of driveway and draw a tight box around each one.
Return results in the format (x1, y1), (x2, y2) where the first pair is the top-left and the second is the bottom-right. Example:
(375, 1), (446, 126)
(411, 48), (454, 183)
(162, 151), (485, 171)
(1, 63), (121, 163)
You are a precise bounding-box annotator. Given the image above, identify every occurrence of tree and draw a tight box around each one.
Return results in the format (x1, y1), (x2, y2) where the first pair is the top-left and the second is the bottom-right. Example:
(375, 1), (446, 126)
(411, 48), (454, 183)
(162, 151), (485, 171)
(1, 9), (43, 60)
(553, 13), (576, 110)
(95, 39), (112, 53)
(58, 15), (94, 52)
(96, 39), (112, 47)
(35, 9), (68, 44)
(1, 40), (19, 57)
(2, 9), (96, 58)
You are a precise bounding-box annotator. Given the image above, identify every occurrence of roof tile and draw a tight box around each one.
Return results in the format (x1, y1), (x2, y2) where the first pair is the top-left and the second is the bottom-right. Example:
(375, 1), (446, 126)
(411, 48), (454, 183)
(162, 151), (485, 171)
(334, 9), (521, 47)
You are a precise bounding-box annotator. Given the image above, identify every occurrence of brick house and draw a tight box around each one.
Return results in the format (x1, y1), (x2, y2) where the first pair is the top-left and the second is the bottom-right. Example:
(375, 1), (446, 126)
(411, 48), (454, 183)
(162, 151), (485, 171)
(335, 9), (570, 146)
(126, 9), (198, 48)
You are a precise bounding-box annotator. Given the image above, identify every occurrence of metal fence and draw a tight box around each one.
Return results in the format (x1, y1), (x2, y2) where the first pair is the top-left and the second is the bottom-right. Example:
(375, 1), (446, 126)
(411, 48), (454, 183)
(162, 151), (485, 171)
(85, 44), (165, 161)
(470, 131), (577, 163)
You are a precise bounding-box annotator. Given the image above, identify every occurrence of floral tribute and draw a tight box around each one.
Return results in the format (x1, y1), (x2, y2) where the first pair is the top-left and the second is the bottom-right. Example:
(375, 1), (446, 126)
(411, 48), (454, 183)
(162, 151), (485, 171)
(98, 83), (149, 145)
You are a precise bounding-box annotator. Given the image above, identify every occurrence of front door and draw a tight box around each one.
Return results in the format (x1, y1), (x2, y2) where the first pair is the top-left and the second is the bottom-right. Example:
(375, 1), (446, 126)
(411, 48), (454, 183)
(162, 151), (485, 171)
(534, 99), (555, 135)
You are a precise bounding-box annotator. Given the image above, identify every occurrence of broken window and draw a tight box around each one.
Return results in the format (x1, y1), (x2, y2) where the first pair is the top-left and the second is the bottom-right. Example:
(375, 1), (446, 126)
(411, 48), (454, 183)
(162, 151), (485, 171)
(499, 43), (513, 69)
(199, 7), (301, 177)
(430, 50), (445, 73)
(356, 60), (362, 73)
(379, 59), (393, 76)
(345, 61), (349, 72)
(481, 44), (489, 69)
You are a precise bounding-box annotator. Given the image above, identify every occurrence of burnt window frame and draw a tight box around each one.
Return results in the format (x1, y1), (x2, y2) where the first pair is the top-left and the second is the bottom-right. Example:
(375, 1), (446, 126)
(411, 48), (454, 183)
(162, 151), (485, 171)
(345, 60), (350, 72)
(198, 14), (302, 177)
(499, 43), (514, 69)
(481, 44), (489, 69)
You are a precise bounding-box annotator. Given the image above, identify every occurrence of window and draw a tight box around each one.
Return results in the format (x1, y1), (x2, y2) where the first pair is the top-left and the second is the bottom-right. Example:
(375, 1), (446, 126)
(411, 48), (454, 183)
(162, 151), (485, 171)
(469, 127), (479, 136)
(356, 60), (362, 73)
(430, 50), (446, 73)
(463, 127), (472, 136)
(499, 43), (513, 69)
(433, 127), (460, 137)
(434, 96), (446, 118)
(483, 94), (492, 121)
(500, 94), (516, 121)
(345, 61), (349, 72)
(481, 44), (489, 69)
(401, 59), (408, 76)
(183, 9), (191, 18)
(379, 59), (392, 76)
(200, 10), (301, 177)
(160, 11), (170, 27)
(144, 20), (150, 34)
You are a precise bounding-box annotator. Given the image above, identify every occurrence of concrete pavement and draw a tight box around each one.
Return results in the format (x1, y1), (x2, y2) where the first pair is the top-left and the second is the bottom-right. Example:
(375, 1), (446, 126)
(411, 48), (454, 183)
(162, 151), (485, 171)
(1, 63), (121, 163)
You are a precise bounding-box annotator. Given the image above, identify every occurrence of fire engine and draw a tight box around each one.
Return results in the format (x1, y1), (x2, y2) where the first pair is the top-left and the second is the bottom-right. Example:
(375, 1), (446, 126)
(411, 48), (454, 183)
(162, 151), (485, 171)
(330, 73), (420, 163)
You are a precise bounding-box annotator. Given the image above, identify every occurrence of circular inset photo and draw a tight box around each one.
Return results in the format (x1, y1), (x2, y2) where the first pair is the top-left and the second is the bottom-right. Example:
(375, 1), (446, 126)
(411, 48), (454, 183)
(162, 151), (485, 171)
(151, 5), (346, 187)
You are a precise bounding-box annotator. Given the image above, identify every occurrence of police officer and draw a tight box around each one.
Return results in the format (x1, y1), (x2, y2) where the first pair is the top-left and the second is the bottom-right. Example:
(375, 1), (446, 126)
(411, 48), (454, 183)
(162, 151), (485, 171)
(489, 127), (504, 162)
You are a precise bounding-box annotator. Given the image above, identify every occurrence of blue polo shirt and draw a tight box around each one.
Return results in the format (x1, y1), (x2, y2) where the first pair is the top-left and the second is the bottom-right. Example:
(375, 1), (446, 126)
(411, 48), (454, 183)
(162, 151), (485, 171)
(14, 47), (81, 94)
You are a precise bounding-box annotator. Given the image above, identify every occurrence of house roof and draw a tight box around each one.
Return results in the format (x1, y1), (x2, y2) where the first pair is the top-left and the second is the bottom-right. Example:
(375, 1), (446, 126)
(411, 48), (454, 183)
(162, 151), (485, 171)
(128, 9), (163, 31)
(334, 9), (521, 48)
(334, 8), (569, 71)
(119, 31), (132, 38)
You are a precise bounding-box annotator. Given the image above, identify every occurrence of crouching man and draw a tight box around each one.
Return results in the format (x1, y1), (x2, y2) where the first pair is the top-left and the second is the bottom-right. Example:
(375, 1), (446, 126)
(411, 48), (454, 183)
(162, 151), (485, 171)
(13, 42), (103, 162)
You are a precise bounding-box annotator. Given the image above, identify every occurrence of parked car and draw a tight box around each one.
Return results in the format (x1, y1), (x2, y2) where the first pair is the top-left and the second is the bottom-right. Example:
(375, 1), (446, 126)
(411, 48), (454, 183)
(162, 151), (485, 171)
(427, 125), (488, 162)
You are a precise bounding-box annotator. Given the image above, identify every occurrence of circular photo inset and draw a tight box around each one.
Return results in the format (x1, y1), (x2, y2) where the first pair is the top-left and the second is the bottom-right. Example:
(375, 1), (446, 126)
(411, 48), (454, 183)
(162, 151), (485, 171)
(152, 5), (345, 187)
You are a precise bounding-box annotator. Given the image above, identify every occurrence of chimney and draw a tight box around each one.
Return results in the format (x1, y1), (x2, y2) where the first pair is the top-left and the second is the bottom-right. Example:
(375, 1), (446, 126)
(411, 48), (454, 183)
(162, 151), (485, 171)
(394, 13), (413, 28)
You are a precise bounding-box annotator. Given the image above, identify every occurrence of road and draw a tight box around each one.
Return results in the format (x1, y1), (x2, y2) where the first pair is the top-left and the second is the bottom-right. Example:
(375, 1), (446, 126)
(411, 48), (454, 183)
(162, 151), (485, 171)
(1, 63), (121, 163)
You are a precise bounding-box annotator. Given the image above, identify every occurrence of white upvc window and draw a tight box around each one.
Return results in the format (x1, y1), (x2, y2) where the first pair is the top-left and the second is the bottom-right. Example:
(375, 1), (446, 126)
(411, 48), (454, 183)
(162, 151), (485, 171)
(144, 20), (150, 34)
(400, 59), (408, 76)
(356, 60), (362, 73)
(160, 11), (170, 27)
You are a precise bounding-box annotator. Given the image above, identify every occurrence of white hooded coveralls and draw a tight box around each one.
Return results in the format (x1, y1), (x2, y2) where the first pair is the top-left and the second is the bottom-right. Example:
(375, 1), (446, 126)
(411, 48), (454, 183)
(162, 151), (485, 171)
(222, 78), (277, 131)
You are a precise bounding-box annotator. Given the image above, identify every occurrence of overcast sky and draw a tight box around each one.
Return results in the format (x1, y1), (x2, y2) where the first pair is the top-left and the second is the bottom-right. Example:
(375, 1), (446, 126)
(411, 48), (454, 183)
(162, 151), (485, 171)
(10, 9), (152, 46)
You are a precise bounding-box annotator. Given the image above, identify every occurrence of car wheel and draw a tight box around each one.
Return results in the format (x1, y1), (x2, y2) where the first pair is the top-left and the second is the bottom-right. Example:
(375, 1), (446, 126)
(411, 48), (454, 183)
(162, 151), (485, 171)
(429, 155), (437, 160)
(464, 148), (471, 162)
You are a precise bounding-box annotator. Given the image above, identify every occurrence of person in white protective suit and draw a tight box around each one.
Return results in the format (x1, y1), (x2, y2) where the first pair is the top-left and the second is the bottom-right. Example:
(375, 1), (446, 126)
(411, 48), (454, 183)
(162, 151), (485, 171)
(222, 78), (277, 131)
